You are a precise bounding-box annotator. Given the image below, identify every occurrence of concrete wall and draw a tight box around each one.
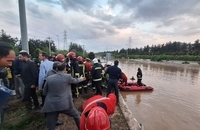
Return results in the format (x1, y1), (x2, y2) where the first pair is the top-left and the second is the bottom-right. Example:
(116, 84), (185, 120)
(119, 93), (142, 130)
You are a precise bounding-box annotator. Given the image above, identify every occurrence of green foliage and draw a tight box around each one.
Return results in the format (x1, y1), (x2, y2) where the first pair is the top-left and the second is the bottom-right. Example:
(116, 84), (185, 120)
(3, 109), (45, 130)
(88, 52), (95, 60)
(1, 29), (88, 58)
(56, 50), (68, 55)
(198, 61), (200, 65)
(182, 61), (190, 64)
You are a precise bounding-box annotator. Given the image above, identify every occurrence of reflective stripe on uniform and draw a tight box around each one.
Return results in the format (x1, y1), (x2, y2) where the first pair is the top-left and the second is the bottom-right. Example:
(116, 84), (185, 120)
(95, 67), (101, 70)
(93, 78), (102, 81)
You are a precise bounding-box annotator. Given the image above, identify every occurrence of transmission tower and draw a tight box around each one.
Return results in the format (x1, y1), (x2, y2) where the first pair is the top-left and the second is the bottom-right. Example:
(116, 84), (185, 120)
(129, 37), (132, 48)
(64, 30), (67, 50)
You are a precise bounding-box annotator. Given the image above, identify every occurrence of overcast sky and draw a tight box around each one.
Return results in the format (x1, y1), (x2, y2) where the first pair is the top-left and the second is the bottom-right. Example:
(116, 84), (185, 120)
(1, 0), (200, 52)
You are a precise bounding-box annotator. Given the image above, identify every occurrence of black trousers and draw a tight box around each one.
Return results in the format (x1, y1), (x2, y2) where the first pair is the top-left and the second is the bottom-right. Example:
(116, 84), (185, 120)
(45, 107), (80, 130)
(71, 84), (79, 98)
(107, 79), (119, 104)
(137, 79), (142, 86)
(41, 80), (46, 107)
(93, 80), (102, 95)
(24, 87), (39, 108)
(41, 92), (45, 107)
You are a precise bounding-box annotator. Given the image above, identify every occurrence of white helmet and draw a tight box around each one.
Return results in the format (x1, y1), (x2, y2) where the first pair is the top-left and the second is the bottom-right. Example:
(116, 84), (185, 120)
(107, 61), (112, 66)
(93, 58), (98, 64)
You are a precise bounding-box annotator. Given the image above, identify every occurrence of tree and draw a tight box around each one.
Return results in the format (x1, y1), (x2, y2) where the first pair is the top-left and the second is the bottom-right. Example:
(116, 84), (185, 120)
(0, 29), (20, 53)
(88, 52), (95, 60)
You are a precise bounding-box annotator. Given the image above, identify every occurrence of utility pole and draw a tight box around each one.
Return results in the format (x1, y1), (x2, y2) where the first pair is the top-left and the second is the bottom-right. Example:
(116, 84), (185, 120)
(129, 37), (132, 48)
(64, 30), (67, 50)
(126, 37), (131, 59)
(18, 0), (29, 53)
(82, 45), (84, 55)
(56, 35), (59, 50)
(47, 37), (51, 56)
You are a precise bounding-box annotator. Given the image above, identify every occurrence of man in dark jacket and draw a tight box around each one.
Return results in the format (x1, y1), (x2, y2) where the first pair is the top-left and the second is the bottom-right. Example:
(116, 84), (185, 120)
(13, 53), (25, 99)
(91, 58), (103, 95)
(105, 60), (122, 104)
(19, 52), (39, 110)
(137, 68), (143, 86)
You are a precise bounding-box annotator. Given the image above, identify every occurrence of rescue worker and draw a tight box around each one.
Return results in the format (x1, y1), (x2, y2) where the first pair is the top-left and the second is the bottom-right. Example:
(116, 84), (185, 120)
(77, 56), (87, 94)
(137, 68), (143, 86)
(104, 61), (112, 88)
(106, 60), (122, 104)
(91, 58), (103, 95)
(64, 57), (71, 74)
(55, 54), (65, 62)
(67, 51), (80, 98)
(80, 93), (116, 130)
(120, 72), (128, 85)
(84, 58), (92, 84)
(98, 59), (106, 89)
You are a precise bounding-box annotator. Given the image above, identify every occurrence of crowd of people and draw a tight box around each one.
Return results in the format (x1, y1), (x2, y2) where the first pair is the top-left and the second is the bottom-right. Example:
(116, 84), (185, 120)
(0, 41), (144, 130)
(0, 41), (126, 130)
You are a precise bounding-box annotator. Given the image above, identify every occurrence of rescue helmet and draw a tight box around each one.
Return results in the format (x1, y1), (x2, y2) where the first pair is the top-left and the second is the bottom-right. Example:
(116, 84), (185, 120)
(77, 56), (83, 62)
(67, 51), (76, 59)
(85, 58), (91, 61)
(56, 54), (65, 62)
(107, 61), (112, 66)
(85, 106), (110, 130)
(93, 58), (98, 64)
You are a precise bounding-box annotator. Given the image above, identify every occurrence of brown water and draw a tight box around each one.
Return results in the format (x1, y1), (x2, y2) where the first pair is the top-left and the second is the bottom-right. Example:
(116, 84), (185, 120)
(118, 59), (200, 130)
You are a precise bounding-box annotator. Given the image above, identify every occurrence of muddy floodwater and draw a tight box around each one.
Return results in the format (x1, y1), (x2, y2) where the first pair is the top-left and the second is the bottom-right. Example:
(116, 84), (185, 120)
(117, 59), (200, 130)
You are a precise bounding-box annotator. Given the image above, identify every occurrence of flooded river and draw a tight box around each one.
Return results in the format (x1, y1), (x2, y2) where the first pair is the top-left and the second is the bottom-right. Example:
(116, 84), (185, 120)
(118, 59), (200, 130)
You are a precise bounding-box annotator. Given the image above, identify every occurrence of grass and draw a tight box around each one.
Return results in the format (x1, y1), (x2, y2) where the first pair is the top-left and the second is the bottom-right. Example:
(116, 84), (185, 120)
(3, 99), (46, 130)
(3, 88), (129, 130)
(182, 61), (190, 64)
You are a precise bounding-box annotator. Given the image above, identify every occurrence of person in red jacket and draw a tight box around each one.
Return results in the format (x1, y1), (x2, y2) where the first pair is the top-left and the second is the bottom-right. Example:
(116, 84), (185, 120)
(80, 93), (116, 130)
(120, 72), (128, 85)
(84, 58), (92, 84)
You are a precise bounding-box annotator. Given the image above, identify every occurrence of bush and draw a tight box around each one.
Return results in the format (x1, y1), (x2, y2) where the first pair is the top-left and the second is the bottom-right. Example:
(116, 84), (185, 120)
(182, 61), (190, 64)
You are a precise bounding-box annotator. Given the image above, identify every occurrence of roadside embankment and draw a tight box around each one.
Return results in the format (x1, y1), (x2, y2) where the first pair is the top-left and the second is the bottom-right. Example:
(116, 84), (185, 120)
(118, 93), (142, 130)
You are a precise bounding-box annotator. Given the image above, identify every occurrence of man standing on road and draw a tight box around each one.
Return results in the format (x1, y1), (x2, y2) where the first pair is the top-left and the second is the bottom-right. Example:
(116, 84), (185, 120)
(19, 51), (39, 110)
(38, 52), (53, 107)
(41, 62), (85, 130)
(105, 60), (122, 104)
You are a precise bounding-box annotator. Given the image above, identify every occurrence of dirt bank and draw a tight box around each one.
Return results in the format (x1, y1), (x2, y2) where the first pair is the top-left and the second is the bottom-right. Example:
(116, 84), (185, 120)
(3, 89), (130, 130)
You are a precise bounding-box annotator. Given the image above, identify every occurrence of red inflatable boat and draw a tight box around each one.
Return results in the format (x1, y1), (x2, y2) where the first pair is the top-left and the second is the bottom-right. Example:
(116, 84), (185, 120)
(118, 82), (154, 91)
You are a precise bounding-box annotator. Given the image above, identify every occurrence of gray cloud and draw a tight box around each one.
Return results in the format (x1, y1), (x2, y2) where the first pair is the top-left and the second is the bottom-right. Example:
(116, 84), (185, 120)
(36, 0), (60, 5)
(111, 15), (134, 29)
(87, 9), (114, 21)
(108, 0), (144, 10)
(60, 0), (96, 12)
(91, 21), (118, 34)
(108, 0), (200, 22)
(27, 2), (53, 19)
(0, 11), (19, 26)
